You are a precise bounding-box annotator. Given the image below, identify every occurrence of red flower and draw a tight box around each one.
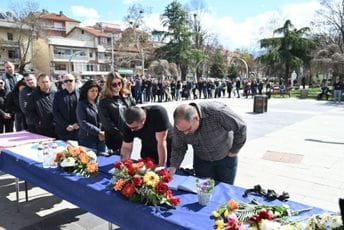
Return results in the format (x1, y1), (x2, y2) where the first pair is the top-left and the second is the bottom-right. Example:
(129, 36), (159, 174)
(258, 209), (273, 220)
(249, 209), (273, 224)
(159, 169), (172, 183)
(113, 161), (123, 169)
(143, 158), (155, 169)
(169, 196), (180, 206)
(122, 183), (136, 198)
(133, 176), (142, 187)
(166, 190), (173, 198)
(123, 159), (133, 168)
(127, 165), (136, 176)
(155, 182), (168, 194)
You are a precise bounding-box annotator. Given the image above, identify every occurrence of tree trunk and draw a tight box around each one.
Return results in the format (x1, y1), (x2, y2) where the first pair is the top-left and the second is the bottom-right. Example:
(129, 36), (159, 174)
(180, 64), (188, 81)
(285, 62), (290, 85)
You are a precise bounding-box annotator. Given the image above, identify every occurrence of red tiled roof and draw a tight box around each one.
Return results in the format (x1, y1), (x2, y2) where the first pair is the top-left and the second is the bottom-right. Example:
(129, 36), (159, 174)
(67, 26), (110, 38)
(40, 13), (80, 23)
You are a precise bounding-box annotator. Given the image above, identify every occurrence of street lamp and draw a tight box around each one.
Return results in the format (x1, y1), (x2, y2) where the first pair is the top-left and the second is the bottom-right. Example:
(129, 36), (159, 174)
(111, 34), (115, 72)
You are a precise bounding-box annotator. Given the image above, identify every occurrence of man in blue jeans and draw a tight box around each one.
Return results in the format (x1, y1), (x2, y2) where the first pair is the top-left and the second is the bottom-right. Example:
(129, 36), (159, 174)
(168, 101), (247, 184)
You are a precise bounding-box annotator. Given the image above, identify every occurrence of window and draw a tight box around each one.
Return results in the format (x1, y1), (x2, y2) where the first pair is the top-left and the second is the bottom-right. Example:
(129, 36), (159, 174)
(89, 52), (93, 58)
(8, 49), (19, 59)
(81, 30), (84, 34)
(86, 64), (94, 71)
(55, 63), (67, 71)
(53, 22), (64, 29)
(7, 33), (13, 41)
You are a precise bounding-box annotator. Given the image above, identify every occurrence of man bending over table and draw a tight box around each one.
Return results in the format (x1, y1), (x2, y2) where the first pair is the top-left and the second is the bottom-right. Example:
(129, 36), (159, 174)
(120, 105), (173, 167)
(168, 101), (247, 184)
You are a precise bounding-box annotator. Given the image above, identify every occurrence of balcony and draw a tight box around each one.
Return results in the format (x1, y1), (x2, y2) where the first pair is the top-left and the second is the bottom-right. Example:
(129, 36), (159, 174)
(53, 54), (89, 61)
(44, 25), (66, 31)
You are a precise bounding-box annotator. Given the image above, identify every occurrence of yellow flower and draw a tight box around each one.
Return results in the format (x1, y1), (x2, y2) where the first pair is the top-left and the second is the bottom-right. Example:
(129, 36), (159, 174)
(215, 219), (224, 230)
(223, 209), (229, 217)
(143, 171), (160, 187)
(212, 211), (220, 218)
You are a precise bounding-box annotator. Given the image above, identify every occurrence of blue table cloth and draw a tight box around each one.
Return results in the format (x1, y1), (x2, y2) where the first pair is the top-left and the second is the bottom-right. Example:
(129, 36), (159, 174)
(0, 148), (325, 230)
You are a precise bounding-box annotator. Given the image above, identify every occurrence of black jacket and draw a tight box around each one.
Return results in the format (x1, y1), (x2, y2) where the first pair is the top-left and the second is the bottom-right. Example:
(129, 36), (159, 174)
(99, 95), (135, 150)
(53, 89), (79, 139)
(26, 86), (57, 137)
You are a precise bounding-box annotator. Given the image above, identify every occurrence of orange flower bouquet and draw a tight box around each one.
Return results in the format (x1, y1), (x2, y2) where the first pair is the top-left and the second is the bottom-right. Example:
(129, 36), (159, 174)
(112, 158), (180, 208)
(54, 145), (98, 177)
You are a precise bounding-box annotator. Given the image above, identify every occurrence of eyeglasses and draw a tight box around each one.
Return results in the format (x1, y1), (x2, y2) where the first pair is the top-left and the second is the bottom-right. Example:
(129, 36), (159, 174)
(0, 82), (3, 85)
(64, 79), (74, 83)
(111, 82), (122, 88)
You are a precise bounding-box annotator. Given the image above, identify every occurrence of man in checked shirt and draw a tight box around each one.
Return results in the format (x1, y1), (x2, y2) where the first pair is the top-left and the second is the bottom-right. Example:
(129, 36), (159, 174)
(168, 101), (247, 184)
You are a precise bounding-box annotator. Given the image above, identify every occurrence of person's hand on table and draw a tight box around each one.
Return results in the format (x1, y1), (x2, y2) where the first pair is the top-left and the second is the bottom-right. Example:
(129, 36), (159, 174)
(167, 167), (176, 177)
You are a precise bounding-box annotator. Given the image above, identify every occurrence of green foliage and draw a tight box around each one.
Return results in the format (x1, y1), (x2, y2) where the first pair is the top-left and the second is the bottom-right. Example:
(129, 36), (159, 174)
(155, 1), (194, 80)
(209, 49), (225, 79)
(258, 20), (317, 82)
(228, 64), (239, 79)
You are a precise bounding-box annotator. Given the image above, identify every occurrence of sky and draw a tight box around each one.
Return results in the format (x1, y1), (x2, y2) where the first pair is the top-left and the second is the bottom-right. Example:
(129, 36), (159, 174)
(0, 0), (322, 52)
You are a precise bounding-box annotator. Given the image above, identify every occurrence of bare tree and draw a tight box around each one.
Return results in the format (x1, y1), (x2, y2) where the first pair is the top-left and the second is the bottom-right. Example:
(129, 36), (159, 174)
(314, 0), (344, 53)
(9, 0), (43, 73)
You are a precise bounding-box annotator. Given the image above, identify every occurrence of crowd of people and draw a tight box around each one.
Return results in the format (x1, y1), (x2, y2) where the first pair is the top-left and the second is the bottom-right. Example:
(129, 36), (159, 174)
(0, 61), (250, 184)
(2, 61), (343, 184)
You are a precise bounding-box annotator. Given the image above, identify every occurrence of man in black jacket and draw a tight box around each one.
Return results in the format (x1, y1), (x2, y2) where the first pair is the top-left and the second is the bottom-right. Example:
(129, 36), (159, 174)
(26, 73), (57, 138)
(53, 73), (79, 140)
(19, 72), (37, 132)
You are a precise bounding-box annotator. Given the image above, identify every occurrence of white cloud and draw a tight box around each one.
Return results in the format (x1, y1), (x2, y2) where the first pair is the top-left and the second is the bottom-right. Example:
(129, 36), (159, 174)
(200, 1), (321, 51)
(143, 13), (164, 31)
(71, 5), (100, 19)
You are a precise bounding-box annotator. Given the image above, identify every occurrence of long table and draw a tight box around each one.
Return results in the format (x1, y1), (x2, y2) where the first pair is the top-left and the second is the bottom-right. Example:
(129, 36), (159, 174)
(0, 144), (326, 230)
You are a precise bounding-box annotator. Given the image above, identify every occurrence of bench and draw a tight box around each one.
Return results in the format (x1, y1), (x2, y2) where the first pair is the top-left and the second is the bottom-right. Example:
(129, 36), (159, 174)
(271, 87), (291, 97)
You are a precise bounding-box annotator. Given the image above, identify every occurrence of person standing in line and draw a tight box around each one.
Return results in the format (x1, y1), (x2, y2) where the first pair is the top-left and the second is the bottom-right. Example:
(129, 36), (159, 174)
(0, 79), (13, 133)
(333, 78), (343, 103)
(99, 72), (135, 154)
(26, 73), (57, 138)
(76, 80), (105, 153)
(53, 73), (80, 141)
(19, 73), (37, 132)
(235, 78), (241, 98)
(168, 101), (247, 184)
(6, 79), (27, 131)
(1, 61), (23, 94)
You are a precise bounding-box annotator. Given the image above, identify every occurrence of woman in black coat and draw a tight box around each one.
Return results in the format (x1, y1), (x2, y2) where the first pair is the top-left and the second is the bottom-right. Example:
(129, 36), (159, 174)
(76, 80), (105, 152)
(99, 72), (135, 154)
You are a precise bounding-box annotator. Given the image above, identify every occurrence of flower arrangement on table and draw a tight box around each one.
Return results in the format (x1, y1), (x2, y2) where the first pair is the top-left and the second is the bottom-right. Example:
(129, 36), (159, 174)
(211, 199), (343, 230)
(196, 178), (215, 205)
(54, 146), (98, 177)
(112, 158), (180, 208)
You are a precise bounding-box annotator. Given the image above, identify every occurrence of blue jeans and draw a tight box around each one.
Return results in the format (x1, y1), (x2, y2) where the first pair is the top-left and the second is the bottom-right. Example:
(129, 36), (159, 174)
(193, 155), (238, 184)
(333, 90), (342, 103)
(79, 138), (106, 153)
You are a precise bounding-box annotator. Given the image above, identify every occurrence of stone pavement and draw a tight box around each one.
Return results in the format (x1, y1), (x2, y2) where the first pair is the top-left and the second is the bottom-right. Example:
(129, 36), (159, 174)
(1, 97), (343, 229)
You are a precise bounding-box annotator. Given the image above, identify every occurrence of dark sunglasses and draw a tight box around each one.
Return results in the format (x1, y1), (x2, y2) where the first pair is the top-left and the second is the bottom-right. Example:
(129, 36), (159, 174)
(64, 79), (74, 83)
(111, 82), (122, 87)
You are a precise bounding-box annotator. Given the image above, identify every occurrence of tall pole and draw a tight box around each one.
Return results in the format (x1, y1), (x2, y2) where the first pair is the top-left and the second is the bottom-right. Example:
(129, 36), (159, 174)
(111, 34), (114, 72)
(141, 48), (144, 76)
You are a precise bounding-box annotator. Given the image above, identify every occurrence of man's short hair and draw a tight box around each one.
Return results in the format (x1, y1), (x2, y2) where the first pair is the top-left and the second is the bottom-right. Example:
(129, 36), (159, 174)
(37, 73), (50, 81)
(125, 106), (145, 124)
(173, 104), (197, 122)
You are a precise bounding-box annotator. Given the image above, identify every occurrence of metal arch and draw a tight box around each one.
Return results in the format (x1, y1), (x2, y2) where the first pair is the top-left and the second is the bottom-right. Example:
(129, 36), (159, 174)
(229, 57), (249, 79)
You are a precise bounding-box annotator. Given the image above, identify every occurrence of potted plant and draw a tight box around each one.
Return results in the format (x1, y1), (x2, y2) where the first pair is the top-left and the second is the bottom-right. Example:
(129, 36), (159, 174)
(196, 178), (215, 205)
